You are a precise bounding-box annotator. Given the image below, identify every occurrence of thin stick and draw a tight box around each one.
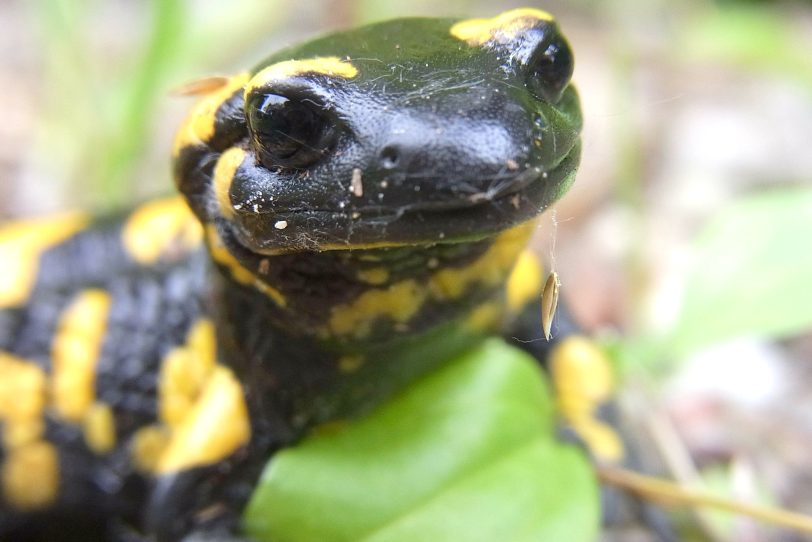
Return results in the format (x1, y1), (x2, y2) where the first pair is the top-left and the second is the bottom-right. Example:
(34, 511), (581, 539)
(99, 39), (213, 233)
(597, 465), (812, 535)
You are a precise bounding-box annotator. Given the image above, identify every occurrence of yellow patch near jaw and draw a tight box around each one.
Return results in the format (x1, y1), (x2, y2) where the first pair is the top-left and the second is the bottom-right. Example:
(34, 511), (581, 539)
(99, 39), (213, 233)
(173, 72), (250, 157)
(245, 57), (358, 97)
(505, 249), (544, 313)
(213, 148), (247, 219)
(323, 221), (536, 339)
(327, 280), (427, 338)
(205, 225), (287, 307)
(429, 221), (535, 300)
(450, 8), (554, 46)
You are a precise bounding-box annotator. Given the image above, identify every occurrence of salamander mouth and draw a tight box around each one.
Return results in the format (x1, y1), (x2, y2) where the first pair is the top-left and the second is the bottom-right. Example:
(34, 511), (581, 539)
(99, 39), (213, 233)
(228, 140), (579, 255)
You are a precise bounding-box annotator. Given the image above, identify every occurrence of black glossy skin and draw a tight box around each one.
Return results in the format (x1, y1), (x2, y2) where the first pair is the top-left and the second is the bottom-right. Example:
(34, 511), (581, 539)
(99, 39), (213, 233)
(1, 11), (582, 541)
(182, 17), (581, 252)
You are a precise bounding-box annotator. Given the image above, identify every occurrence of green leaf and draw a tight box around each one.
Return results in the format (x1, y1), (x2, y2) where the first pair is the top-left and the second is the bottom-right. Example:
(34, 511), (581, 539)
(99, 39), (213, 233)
(670, 187), (812, 357)
(243, 339), (599, 542)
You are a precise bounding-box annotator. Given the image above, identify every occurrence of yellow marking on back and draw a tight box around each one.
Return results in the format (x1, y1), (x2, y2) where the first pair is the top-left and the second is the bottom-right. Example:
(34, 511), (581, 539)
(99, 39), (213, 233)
(206, 225), (287, 306)
(506, 250), (544, 313)
(0, 212), (89, 308)
(1, 440), (59, 510)
(51, 289), (112, 422)
(131, 425), (170, 473)
(0, 352), (47, 449)
(173, 72), (250, 156)
(450, 8), (554, 46)
(213, 148), (247, 219)
(156, 366), (250, 474)
(121, 196), (203, 265)
(550, 336), (624, 462)
(246, 57), (358, 97)
(158, 320), (218, 428)
(326, 280), (427, 338)
(83, 402), (116, 454)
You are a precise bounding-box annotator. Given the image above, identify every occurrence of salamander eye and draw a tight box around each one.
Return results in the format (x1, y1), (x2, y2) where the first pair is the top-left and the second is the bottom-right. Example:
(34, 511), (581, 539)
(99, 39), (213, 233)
(527, 33), (574, 103)
(246, 93), (335, 169)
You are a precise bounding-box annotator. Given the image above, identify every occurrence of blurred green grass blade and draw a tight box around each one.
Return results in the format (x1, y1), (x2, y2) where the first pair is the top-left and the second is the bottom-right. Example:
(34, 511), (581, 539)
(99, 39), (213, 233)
(669, 187), (812, 358)
(97, 0), (186, 202)
(243, 339), (599, 542)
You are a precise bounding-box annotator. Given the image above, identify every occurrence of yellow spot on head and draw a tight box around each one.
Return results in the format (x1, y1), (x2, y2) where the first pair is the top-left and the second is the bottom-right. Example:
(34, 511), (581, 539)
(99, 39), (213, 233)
(131, 425), (170, 473)
(550, 336), (624, 462)
(0, 212), (89, 308)
(2, 440), (59, 510)
(173, 72), (251, 157)
(450, 8), (554, 46)
(122, 196), (203, 265)
(83, 402), (116, 454)
(157, 366), (251, 474)
(213, 148), (247, 219)
(505, 249), (544, 313)
(51, 289), (112, 422)
(246, 57), (358, 97)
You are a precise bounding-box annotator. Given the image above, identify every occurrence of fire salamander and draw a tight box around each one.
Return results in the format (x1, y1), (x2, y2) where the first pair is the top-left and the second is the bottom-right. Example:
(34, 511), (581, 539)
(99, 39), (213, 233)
(0, 9), (622, 541)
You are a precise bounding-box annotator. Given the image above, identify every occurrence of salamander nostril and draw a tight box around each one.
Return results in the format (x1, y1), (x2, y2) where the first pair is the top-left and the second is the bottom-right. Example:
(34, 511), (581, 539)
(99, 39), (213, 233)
(379, 145), (400, 169)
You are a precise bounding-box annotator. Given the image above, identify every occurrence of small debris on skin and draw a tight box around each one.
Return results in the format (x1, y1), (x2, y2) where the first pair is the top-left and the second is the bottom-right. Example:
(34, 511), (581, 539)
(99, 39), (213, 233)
(351, 168), (364, 197)
(274, 220), (288, 230)
(258, 258), (270, 274)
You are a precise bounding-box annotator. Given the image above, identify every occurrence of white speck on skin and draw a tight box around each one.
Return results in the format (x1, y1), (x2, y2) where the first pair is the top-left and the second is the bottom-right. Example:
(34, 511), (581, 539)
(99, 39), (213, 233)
(350, 168), (364, 197)
(274, 220), (288, 230)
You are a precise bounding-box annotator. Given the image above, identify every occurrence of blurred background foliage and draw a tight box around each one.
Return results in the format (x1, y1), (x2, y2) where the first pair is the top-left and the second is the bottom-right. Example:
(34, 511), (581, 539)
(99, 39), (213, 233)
(1, 0), (812, 540)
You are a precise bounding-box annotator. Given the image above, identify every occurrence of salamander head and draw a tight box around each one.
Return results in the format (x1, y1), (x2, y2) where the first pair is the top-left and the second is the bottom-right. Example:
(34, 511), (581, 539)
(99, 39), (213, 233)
(173, 9), (581, 342)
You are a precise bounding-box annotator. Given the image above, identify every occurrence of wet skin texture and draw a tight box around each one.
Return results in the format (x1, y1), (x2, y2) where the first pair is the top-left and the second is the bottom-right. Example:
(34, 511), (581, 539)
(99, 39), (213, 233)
(0, 9), (588, 541)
